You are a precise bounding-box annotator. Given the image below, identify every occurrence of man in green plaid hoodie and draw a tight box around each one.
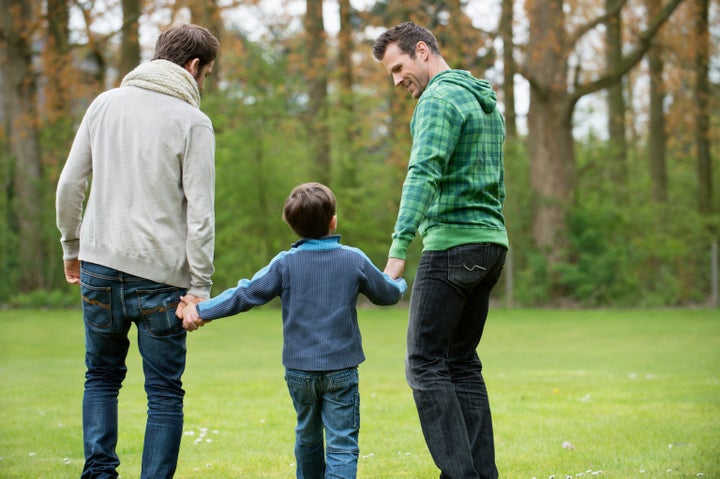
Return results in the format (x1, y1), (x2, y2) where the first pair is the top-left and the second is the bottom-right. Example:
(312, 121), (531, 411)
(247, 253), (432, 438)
(373, 22), (509, 479)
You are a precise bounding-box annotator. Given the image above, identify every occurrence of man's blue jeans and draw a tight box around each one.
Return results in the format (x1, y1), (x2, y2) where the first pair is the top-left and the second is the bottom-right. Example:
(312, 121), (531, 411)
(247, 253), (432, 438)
(284, 368), (360, 479)
(406, 244), (506, 479)
(80, 262), (187, 479)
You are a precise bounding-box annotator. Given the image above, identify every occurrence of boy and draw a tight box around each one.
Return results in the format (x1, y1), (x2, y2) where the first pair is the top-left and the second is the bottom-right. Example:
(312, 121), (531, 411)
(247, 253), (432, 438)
(179, 182), (407, 478)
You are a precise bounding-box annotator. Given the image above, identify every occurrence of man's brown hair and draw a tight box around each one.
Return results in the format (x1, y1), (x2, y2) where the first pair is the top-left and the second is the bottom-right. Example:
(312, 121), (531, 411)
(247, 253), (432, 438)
(372, 21), (441, 61)
(152, 23), (220, 69)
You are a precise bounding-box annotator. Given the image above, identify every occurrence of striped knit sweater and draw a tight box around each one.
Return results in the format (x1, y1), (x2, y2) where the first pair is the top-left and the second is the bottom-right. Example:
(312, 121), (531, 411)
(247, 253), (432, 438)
(197, 235), (407, 370)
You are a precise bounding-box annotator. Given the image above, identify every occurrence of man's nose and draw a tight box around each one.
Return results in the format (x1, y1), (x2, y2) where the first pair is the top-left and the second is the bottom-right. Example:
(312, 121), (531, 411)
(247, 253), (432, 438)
(392, 73), (403, 86)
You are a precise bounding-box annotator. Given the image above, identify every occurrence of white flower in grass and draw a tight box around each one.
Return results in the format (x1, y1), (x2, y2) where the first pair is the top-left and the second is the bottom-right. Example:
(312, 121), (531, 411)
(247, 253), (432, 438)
(696, 473), (704, 477)
(561, 441), (575, 450)
(63, 458), (71, 465)
(28, 452), (36, 456)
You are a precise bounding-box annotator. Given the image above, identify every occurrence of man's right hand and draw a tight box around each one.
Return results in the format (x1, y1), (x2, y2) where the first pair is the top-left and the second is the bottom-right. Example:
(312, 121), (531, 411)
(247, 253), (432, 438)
(384, 257), (406, 280)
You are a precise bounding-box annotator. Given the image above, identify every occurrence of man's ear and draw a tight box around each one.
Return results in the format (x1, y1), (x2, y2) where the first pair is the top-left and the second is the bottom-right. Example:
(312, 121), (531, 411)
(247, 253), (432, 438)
(183, 57), (200, 77)
(415, 41), (428, 60)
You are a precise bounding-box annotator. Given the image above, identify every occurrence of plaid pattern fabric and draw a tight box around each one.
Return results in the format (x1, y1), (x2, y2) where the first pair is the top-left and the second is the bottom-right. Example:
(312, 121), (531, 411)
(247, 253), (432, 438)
(389, 70), (508, 259)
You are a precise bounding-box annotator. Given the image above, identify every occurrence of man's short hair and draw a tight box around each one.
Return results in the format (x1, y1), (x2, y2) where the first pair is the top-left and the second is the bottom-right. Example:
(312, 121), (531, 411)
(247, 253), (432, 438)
(152, 23), (220, 69)
(372, 21), (441, 61)
(283, 183), (336, 239)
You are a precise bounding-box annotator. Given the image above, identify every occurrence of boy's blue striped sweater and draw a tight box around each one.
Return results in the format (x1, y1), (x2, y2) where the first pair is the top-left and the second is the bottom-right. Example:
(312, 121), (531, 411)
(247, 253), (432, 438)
(197, 235), (407, 371)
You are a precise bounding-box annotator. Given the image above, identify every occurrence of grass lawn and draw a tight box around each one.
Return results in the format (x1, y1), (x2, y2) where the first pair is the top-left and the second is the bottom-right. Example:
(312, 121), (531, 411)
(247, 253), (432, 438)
(0, 307), (718, 478)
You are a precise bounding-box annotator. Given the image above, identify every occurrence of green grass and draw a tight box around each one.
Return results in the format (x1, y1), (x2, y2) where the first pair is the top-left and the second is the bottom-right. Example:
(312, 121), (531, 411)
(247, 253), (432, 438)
(0, 308), (718, 478)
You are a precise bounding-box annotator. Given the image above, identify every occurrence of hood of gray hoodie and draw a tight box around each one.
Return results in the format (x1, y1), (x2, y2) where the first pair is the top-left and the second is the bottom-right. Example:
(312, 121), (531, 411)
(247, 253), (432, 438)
(427, 70), (497, 114)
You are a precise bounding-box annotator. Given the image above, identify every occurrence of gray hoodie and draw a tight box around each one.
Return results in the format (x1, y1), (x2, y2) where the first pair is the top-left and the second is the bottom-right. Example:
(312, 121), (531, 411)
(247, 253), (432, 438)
(56, 60), (215, 297)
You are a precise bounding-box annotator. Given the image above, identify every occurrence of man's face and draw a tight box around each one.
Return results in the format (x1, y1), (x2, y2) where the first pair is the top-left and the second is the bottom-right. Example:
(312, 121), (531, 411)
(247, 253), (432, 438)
(381, 42), (429, 99)
(194, 61), (214, 93)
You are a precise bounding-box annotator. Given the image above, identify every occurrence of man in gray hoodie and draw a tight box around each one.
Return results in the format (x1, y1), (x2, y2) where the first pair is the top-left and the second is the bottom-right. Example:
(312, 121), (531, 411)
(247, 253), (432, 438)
(373, 22), (507, 479)
(56, 23), (220, 479)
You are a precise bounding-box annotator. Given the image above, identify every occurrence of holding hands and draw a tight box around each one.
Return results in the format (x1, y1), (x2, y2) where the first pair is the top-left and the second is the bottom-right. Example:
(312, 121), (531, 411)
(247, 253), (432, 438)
(176, 294), (208, 331)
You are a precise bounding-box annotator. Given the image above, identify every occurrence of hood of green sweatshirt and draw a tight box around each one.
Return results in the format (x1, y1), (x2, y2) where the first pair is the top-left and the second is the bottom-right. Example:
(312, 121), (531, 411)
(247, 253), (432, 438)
(428, 70), (497, 114)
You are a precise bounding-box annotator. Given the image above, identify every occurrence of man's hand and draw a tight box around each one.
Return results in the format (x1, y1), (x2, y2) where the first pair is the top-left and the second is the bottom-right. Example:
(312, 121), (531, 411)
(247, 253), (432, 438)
(175, 294), (204, 319)
(384, 257), (406, 280)
(63, 259), (81, 285)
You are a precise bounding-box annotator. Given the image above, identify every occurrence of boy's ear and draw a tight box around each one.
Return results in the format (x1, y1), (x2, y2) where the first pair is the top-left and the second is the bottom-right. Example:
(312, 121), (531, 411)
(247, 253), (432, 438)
(329, 215), (337, 231)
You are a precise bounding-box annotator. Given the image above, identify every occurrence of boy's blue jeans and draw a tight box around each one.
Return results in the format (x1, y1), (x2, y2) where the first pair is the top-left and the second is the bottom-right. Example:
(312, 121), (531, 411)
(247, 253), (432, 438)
(406, 244), (506, 479)
(284, 367), (360, 479)
(80, 262), (187, 479)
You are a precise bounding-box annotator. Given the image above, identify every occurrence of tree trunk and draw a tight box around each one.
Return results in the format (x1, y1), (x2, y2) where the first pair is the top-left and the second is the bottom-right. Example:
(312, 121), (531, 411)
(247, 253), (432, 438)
(337, 0), (358, 188)
(605, 0), (627, 187)
(304, 0), (330, 184)
(525, 0), (574, 263)
(45, 0), (71, 118)
(694, 0), (712, 216)
(500, 0), (517, 139)
(0, 0), (47, 291)
(647, 0), (668, 204)
(527, 93), (576, 263)
(119, 0), (141, 80)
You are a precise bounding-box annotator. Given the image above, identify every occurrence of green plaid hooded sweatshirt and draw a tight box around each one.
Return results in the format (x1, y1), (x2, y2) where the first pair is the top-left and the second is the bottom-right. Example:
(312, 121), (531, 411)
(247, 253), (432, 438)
(389, 69), (509, 260)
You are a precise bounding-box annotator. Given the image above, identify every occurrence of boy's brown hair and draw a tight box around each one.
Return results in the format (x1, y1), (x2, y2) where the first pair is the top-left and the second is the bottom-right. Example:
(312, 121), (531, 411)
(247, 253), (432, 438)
(283, 183), (336, 239)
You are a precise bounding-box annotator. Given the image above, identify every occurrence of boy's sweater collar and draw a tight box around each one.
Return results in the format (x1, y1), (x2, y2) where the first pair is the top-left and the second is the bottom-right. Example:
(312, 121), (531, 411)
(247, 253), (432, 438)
(292, 235), (342, 250)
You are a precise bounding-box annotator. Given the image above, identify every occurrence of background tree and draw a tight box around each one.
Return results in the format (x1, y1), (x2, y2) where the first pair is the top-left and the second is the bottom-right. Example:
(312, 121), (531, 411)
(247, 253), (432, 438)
(500, 0), (517, 139)
(647, 0), (668, 204)
(605, 0), (628, 187)
(694, 0), (712, 216)
(520, 0), (684, 275)
(304, 0), (331, 184)
(0, 0), (48, 292)
(118, 0), (142, 80)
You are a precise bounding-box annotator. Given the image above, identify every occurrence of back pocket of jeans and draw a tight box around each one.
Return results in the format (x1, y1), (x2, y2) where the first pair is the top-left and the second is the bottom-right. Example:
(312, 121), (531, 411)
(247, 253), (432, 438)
(448, 248), (489, 288)
(81, 284), (112, 329)
(137, 287), (182, 336)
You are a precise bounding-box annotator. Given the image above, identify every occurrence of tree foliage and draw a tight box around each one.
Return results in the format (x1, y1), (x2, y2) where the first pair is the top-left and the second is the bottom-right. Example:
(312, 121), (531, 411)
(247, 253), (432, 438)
(0, 0), (717, 307)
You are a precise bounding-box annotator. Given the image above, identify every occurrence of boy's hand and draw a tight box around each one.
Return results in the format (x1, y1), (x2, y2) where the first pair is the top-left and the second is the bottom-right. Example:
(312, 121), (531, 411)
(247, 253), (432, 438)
(181, 303), (207, 331)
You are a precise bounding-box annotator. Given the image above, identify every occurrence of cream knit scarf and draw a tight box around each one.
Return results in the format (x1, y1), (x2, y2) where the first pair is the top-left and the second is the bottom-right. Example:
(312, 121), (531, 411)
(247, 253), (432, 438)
(121, 59), (201, 108)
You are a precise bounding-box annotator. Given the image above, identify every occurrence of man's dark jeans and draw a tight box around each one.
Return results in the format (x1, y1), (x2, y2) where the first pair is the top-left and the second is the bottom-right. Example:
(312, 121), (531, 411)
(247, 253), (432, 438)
(406, 244), (506, 479)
